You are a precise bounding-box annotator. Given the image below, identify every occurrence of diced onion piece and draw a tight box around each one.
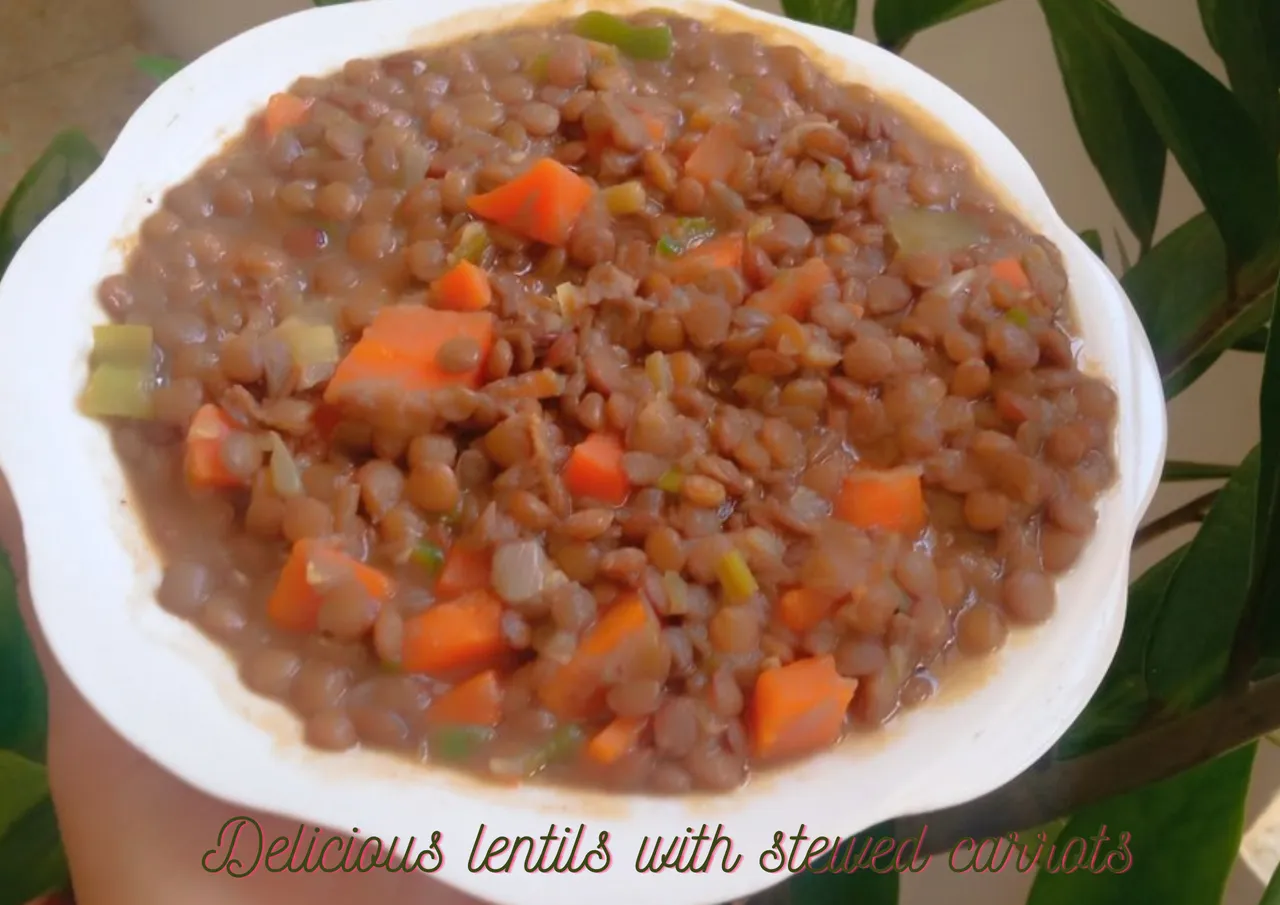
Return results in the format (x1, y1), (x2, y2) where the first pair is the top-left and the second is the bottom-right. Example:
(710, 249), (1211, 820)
(716, 549), (758, 602)
(81, 364), (154, 419)
(662, 571), (690, 615)
(602, 181), (648, 215)
(645, 351), (672, 395)
(656, 469), (683, 493)
(267, 431), (303, 498)
(274, 317), (339, 390)
(555, 281), (586, 316)
(92, 324), (154, 368)
(821, 162), (856, 199)
(747, 216), (773, 240)
(450, 222), (491, 265)
(888, 208), (986, 258)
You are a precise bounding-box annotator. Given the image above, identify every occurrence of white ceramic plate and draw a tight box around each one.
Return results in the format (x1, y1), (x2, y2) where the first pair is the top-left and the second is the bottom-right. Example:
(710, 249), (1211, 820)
(0, 0), (1166, 903)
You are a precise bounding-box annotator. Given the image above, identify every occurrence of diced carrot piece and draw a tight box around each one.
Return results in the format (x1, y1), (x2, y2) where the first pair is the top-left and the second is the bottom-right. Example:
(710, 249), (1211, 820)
(539, 594), (657, 719)
(402, 589), (506, 675)
(267, 539), (394, 634)
(777, 588), (838, 635)
(745, 257), (836, 318)
(184, 404), (245, 489)
(990, 257), (1031, 291)
(436, 544), (492, 598)
(684, 122), (739, 184)
(324, 305), (494, 403)
(425, 669), (504, 728)
(666, 234), (744, 284)
(834, 467), (927, 535)
(586, 716), (648, 765)
(434, 260), (492, 311)
(563, 432), (629, 506)
(264, 93), (312, 140)
(467, 158), (596, 247)
(751, 655), (857, 762)
(640, 113), (667, 146)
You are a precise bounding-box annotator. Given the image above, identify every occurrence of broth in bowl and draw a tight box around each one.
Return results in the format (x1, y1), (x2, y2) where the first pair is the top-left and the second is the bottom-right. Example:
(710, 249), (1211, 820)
(82, 9), (1117, 794)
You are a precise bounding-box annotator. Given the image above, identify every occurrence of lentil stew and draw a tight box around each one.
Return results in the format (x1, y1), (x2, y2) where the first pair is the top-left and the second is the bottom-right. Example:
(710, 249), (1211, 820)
(83, 9), (1118, 793)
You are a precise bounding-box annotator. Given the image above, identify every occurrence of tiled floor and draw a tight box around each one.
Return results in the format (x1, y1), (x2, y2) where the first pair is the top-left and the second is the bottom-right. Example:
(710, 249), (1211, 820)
(3, 1), (1280, 904)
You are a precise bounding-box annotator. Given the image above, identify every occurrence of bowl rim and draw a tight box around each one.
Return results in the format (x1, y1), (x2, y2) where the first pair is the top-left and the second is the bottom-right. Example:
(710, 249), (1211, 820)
(0, 0), (1167, 902)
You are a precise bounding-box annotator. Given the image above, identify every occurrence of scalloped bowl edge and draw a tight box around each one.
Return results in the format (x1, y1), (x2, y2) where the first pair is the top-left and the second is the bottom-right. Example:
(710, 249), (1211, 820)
(0, 0), (1166, 903)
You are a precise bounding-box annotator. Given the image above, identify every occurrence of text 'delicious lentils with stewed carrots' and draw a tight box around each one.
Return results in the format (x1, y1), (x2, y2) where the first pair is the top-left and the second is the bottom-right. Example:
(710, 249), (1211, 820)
(85, 9), (1118, 792)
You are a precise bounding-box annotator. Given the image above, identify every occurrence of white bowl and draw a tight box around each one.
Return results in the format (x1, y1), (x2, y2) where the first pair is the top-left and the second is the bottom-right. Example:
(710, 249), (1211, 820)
(0, 0), (1166, 902)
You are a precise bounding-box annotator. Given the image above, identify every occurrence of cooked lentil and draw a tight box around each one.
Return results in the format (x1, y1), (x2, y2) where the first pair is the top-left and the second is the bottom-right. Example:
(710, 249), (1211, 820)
(85, 9), (1117, 793)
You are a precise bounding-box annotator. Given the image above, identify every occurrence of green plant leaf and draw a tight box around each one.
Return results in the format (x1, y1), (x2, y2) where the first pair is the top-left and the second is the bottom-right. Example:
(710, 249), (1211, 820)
(1255, 273), (1280, 561)
(0, 130), (102, 275)
(1078, 228), (1104, 259)
(1251, 273), (1280, 664)
(787, 825), (900, 905)
(0, 549), (46, 762)
(0, 751), (49, 840)
(1235, 326), (1269, 352)
(1027, 744), (1255, 905)
(782, 0), (857, 33)
(1093, 0), (1278, 264)
(1262, 850), (1280, 905)
(872, 0), (1005, 53)
(1113, 226), (1134, 273)
(0, 793), (67, 905)
(1038, 0), (1165, 251)
(1121, 212), (1279, 399)
(1055, 544), (1186, 759)
(0, 752), (66, 905)
(1162, 460), (1236, 482)
(135, 53), (184, 82)
(1145, 445), (1260, 713)
(1197, 0), (1280, 145)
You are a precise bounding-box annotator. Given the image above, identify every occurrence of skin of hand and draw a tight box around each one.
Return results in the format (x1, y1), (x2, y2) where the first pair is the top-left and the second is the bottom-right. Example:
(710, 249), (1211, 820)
(0, 472), (483, 905)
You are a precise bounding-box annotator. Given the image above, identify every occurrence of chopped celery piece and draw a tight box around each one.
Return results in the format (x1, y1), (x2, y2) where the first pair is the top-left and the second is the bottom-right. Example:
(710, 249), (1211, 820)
(527, 52), (550, 83)
(92, 324), (153, 368)
(888, 208), (986, 257)
(489, 724), (585, 778)
(573, 11), (673, 61)
(657, 469), (684, 493)
(716, 548), (758, 602)
(429, 725), (494, 762)
(1006, 308), (1030, 327)
(81, 364), (153, 419)
(412, 541), (445, 575)
(656, 235), (681, 257)
(602, 181), (647, 215)
(657, 217), (716, 258)
(450, 222), (490, 265)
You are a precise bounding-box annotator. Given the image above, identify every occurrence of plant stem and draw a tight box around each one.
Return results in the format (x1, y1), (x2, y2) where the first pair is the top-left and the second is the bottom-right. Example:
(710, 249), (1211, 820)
(1132, 489), (1219, 549)
(893, 669), (1280, 855)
